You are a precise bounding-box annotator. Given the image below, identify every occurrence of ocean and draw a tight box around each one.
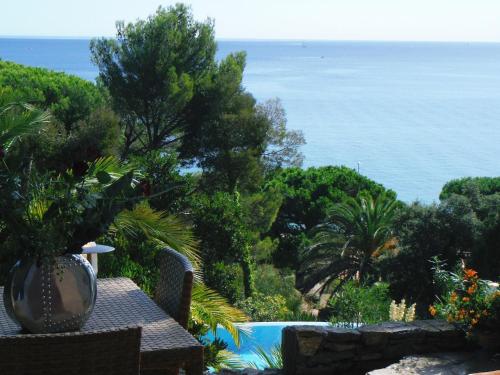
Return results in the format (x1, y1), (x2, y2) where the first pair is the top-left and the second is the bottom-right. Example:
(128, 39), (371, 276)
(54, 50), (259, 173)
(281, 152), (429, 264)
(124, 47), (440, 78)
(1, 38), (499, 202)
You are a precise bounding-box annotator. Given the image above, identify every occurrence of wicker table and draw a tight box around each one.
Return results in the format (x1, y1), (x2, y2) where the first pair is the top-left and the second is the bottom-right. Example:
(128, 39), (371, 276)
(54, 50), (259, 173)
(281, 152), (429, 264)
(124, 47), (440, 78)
(0, 278), (204, 374)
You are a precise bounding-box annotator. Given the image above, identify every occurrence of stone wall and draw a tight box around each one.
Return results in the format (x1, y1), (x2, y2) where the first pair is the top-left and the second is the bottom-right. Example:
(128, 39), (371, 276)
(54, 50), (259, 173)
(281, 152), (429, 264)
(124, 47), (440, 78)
(282, 320), (468, 375)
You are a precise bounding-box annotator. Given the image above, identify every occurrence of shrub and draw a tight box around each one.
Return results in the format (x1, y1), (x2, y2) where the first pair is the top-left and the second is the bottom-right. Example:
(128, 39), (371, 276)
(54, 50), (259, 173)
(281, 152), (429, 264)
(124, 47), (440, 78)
(429, 259), (499, 333)
(253, 264), (302, 314)
(328, 281), (391, 328)
(236, 293), (290, 321)
(204, 262), (244, 304)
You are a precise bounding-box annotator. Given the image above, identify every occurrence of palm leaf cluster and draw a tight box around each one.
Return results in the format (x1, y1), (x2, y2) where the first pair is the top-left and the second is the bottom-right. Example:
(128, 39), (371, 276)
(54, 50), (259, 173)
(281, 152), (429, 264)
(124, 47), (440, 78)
(301, 192), (398, 293)
(248, 344), (283, 369)
(0, 90), (51, 152)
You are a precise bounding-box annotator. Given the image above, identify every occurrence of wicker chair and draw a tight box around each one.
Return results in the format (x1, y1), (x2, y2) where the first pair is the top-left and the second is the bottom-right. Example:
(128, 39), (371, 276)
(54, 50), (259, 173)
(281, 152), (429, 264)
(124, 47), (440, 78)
(144, 248), (195, 375)
(154, 247), (194, 329)
(0, 326), (142, 375)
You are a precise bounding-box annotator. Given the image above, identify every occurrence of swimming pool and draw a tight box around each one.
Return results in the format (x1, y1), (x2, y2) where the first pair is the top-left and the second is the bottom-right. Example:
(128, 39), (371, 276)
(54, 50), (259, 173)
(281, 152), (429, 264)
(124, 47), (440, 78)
(206, 322), (330, 369)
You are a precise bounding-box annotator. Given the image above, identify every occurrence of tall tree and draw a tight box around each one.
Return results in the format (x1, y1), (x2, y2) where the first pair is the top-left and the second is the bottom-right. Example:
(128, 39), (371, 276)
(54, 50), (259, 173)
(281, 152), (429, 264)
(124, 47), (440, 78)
(90, 4), (217, 156)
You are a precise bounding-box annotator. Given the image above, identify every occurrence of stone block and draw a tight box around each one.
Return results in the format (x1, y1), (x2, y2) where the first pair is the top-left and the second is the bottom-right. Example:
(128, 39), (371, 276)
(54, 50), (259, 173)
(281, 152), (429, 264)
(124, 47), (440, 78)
(359, 322), (425, 346)
(411, 320), (463, 338)
(297, 335), (324, 356)
(322, 341), (359, 352)
(309, 350), (355, 365)
(357, 352), (384, 361)
(324, 327), (362, 343)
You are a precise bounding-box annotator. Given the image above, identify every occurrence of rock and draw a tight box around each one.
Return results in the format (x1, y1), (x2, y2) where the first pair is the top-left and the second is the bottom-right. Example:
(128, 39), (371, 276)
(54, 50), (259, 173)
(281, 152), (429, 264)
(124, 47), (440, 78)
(367, 351), (500, 375)
(359, 322), (425, 346)
(288, 326), (326, 356)
(297, 335), (324, 356)
(322, 341), (358, 352)
(358, 351), (384, 361)
(411, 320), (463, 338)
(324, 327), (362, 343)
(308, 350), (355, 365)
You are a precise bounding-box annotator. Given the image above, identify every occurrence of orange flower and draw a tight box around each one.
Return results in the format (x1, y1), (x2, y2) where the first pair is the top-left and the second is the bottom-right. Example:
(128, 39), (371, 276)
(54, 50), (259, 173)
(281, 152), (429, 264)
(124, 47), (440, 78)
(464, 269), (478, 279)
(429, 305), (437, 316)
(447, 314), (453, 323)
(467, 285), (477, 295)
(462, 297), (470, 302)
(450, 292), (458, 302)
(471, 318), (478, 326)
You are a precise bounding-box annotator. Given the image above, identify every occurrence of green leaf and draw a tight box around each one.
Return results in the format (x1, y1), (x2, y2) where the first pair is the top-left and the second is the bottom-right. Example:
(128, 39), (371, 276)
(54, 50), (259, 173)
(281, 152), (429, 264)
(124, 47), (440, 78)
(96, 171), (112, 184)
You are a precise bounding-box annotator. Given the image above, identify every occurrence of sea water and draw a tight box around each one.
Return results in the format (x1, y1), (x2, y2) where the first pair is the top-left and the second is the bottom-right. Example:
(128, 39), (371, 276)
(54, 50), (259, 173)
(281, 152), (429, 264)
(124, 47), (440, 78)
(1, 38), (499, 202)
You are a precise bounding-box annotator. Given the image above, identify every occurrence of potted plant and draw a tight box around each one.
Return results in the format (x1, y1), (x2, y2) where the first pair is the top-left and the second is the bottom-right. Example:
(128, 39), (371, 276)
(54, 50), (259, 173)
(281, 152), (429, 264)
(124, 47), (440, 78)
(0, 95), (143, 333)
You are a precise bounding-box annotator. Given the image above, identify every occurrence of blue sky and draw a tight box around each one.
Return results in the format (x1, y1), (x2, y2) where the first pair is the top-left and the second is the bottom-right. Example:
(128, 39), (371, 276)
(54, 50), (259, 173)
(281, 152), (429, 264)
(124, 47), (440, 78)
(1, 0), (499, 41)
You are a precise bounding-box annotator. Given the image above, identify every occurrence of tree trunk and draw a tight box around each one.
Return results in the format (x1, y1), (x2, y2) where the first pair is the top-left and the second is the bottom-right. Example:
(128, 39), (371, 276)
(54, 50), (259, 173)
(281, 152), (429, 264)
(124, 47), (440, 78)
(241, 246), (255, 298)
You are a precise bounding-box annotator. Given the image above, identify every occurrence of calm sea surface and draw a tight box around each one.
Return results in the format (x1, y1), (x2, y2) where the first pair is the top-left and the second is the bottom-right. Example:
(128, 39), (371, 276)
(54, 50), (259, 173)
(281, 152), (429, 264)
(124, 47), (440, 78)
(1, 38), (500, 202)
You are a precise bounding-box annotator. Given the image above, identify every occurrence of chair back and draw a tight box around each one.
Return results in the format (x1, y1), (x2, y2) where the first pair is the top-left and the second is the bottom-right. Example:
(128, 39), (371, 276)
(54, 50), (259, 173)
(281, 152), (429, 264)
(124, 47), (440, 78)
(0, 326), (142, 375)
(154, 247), (194, 329)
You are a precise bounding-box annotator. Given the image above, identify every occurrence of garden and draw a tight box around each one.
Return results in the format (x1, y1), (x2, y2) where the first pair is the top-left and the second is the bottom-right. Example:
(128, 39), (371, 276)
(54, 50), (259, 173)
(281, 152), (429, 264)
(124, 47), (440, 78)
(0, 4), (499, 373)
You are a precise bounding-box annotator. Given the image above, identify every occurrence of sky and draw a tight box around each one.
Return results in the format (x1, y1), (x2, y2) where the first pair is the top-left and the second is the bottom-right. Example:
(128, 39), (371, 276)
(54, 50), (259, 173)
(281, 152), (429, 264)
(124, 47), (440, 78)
(1, 0), (500, 42)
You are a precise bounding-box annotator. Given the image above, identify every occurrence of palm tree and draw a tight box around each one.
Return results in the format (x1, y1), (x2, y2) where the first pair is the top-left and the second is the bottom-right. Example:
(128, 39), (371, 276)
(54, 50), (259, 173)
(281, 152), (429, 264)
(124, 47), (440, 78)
(300, 192), (398, 293)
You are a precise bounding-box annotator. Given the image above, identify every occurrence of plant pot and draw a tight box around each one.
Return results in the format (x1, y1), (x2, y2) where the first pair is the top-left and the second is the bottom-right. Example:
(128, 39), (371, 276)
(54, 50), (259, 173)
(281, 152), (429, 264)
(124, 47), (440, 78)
(3, 254), (97, 333)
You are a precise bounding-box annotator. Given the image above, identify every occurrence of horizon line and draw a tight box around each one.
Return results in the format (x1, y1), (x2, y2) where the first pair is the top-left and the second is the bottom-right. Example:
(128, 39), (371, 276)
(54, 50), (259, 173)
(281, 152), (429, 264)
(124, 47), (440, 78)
(1, 35), (500, 44)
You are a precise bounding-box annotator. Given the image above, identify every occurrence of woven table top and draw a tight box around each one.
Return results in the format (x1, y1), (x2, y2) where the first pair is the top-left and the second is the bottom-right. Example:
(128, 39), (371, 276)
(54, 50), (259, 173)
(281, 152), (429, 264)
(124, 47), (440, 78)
(0, 277), (203, 370)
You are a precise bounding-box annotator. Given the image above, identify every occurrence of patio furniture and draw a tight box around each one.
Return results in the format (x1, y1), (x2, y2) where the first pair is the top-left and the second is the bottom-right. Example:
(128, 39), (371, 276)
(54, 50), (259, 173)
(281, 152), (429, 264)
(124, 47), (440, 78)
(154, 247), (194, 329)
(0, 278), (204, 375)
(0, 326), (142, 375)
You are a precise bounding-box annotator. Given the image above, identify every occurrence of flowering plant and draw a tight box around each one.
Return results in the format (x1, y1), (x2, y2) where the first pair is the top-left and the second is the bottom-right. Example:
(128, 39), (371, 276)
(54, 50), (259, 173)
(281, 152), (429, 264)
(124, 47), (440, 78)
(428, 258), (499, 333)
(390, 299), (416, 322)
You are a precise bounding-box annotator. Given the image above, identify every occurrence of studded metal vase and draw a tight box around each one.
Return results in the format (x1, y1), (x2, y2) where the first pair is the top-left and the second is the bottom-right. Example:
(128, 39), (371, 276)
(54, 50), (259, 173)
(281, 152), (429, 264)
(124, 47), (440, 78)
(3, 254), (97, 333)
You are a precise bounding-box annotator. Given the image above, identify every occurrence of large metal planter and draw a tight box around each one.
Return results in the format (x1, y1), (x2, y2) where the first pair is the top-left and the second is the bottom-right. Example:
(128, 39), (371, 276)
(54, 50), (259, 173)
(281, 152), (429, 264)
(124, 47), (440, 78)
(3, 254), (97, 333)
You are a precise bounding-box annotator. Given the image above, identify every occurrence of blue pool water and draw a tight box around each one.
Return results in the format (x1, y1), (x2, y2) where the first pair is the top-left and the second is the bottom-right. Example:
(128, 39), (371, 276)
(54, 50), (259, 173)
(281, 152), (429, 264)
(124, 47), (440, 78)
(206, 322), (330, 368)
(1, 38), (500, 202)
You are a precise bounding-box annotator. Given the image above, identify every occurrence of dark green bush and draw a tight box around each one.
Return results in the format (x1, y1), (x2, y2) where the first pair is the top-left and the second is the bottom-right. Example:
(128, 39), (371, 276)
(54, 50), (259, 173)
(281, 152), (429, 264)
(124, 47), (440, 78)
(236, 292), (290, 321)
(328, 281), (391, 328)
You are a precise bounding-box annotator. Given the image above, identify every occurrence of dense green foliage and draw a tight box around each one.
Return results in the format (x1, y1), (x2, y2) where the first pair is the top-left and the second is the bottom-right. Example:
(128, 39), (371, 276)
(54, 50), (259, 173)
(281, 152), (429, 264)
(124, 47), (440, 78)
(0, 61), (104, 127)
(0, 62), (119, 172)
(440, 177), (500, 200)
(328, 281), (391, 328)
(236, 293), (290, 321)
(267, 166), (394, 271)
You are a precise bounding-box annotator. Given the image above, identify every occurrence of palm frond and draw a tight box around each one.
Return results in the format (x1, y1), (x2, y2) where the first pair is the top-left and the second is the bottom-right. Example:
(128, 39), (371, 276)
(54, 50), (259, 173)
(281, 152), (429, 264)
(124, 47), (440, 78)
(191, 282), (249, 347)
(110, 202), (201, 268)
(211, 350), (245, 371)
(247, 344), (283, 369)
(0, 95), (51, 150)
(83, 156), (142, 187)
